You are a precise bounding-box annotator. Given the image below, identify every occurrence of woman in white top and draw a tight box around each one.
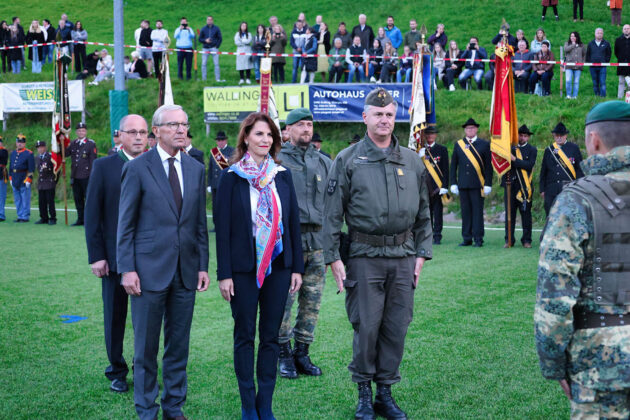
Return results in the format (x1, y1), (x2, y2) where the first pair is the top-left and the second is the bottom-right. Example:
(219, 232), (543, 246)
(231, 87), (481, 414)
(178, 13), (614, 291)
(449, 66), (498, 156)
(234, 22), (253, 85)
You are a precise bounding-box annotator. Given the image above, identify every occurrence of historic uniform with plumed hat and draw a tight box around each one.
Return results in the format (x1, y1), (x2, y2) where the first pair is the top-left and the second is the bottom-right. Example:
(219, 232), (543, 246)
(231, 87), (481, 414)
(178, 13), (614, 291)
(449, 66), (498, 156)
(9, 134), (35, 222)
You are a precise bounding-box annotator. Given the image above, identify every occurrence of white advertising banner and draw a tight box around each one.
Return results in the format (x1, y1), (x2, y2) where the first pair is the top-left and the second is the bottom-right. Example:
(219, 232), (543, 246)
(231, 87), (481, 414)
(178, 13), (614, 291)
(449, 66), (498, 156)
(0, 80), (84, 114)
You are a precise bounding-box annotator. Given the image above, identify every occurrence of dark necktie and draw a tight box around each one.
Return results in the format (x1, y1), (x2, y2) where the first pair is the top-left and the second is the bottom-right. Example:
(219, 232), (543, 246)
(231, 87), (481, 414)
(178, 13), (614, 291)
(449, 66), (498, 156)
(168, 157), (182, 214)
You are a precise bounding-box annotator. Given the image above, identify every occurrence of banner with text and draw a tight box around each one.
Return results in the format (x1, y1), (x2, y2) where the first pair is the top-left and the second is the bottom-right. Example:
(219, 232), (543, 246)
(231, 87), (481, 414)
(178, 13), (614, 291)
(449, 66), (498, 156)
(0, 81), (84, 114)
(203, 84), (413, 123)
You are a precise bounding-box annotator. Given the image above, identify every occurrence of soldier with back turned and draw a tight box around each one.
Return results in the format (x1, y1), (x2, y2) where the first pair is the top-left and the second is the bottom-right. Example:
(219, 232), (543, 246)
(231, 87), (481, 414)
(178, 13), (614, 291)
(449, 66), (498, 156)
(535, 101), (630, 419)
(324, 88), (432, 420)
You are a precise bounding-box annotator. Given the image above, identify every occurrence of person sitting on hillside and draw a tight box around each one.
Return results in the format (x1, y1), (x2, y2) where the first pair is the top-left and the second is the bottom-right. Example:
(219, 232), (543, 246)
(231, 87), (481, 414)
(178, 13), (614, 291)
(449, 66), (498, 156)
(328, 37), (346, 82)
(379, 40), (398, 83)
(528, 40), (555, 96)
(396, 45), (413, 83)
(345, 35), (367, 82)
(513, 40), (533, 93)
(458, 37), (487, 90)
(89, 49), (113, 86)
(126, 51), (148, 79)
(367, 39), (383, 82)
(444, 40), (464, 91)
(76, 49), (100, 80)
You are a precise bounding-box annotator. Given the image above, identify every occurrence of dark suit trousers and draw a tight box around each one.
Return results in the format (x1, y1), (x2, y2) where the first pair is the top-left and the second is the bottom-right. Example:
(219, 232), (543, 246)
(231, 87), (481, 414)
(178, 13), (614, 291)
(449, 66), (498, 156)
(72, 177), (89, 223)
(429, 195), (444, 241)
(211, 191), (217, 226)
(543, 183), (564, 217)
(177, 49), (193, 80)
(230, 258), (290, 413)
(460, 188), (485, 243)
(131, 270), (196, 420)
(503, 187), (533, 245)
(102, 273), (129, 381)
(38, 188), (56, 221)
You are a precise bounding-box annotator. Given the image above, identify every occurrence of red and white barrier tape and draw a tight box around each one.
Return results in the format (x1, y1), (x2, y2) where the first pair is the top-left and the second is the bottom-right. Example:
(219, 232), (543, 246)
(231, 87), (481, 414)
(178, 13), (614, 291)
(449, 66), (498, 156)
(2, 40), (628, 67)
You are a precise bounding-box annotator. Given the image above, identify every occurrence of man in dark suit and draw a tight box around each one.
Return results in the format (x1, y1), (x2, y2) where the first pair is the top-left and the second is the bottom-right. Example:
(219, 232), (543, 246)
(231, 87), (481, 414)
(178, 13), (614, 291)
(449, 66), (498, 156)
(34, 140), (57, 225)
(117, 105), (210, 420)
(311, 132), (331, 159)
(208, 130), (233, 229)
(450, 118), (493, 247)
(420, 126), (449, 244)
(539, 122), (584, 217)
(85, 115), (149, 394)
(502, 124), (538, 248)
(183, 131), (204, 166)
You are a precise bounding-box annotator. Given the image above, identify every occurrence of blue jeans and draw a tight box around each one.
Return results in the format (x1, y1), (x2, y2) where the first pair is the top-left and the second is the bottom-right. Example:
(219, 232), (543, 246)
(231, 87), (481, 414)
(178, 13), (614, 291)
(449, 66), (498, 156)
(201, 47), (221, 81)
(12, 183), (31, 220)
(348, 64), (366, 82)
(0, 180), (6, 220)
(253, 56), (261, 81)
(292, 53), (302, 83)
(43, 45), (54, 64)
(459, 68), (484, 89)
(590, 67), (607, 97)
(32, 48), (42, 73)
(11, 60), (21, 73)
(565, 69), (582, 98)
(396, 68), (412, 83)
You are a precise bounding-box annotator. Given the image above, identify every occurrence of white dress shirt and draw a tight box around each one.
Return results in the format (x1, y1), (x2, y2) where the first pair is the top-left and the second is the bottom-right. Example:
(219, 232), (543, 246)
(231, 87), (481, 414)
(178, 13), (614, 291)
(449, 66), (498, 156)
(121, 149), (135, 161)
(156, 144), (184, 198)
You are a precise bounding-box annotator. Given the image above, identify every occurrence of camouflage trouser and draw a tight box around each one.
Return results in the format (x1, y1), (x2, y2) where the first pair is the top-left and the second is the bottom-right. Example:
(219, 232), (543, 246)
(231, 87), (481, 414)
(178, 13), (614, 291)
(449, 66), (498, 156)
(278, 249), (325, 344)
(570, 382), (630, 419)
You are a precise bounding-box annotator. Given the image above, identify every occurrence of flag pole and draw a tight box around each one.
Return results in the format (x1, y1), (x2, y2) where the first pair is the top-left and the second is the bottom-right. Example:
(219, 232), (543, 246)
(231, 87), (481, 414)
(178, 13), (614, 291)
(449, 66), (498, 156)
(501, 23), (513, 248)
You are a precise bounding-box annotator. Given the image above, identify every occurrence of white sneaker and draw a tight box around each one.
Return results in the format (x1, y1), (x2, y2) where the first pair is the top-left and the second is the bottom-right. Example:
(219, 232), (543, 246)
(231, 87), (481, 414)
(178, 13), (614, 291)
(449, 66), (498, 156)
(88, 81), (98, 86)
(625, 76), (630, 87)
(370, 76), (377, 83)
(216, 79), (226, 82)
(566, 95), (571, 99)
(449, 84), (455, 91)
(245, 79), (251, 84)
(239, 79), (244, 85)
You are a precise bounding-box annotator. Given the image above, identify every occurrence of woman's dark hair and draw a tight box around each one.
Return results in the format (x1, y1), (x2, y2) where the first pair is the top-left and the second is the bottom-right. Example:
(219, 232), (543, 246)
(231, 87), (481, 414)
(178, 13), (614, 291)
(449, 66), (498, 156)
(256, 24), (265, 36)
(75, 20), (84, 31)
(239, 21), (248, 36)
(231, 112), (282, 164)
(373, 39), (382, 49)
(568, 31), (582, 46)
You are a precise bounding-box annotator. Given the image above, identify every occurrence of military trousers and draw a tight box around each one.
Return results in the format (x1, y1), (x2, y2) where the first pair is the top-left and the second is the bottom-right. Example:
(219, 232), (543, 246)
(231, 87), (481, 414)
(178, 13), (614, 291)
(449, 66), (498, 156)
(38, 188), (56, 222)
(570, 382), (630, 420)
(71, 177), (89, 223)
(279, 249), (325, 345)
(429, 195), (444, 241)
(460, 188), (485, 244)
(344, 256), (415, 384)
(503, 186), (532, 246)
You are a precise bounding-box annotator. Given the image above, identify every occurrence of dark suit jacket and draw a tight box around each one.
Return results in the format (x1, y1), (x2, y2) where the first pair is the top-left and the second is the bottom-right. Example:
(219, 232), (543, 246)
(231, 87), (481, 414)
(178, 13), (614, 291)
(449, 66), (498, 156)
(539, 141), (584, 193)
(425, 142), (449, 192)
(215, 168), (304, 281)
(85, 153), (125, 272)
(116, 147), (209, 291)
(450, 137), (493, 189)
(35, 152), (57, 191)
(187, 147), (205, 166)
(501, 143), (538, 187)
(208, 145), (234, 189)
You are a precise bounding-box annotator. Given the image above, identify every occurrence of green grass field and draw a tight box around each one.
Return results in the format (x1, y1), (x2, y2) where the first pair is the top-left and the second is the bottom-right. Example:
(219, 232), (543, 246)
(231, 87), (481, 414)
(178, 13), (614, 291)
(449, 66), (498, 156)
(0, 207), (566, 419)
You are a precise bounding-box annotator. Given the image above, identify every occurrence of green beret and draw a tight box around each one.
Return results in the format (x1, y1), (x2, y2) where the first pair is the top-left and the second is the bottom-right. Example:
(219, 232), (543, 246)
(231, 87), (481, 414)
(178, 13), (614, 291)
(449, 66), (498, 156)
(285, 107), (313, 125)
(585, 101), (630, 126)
(365, 88), (394, 107)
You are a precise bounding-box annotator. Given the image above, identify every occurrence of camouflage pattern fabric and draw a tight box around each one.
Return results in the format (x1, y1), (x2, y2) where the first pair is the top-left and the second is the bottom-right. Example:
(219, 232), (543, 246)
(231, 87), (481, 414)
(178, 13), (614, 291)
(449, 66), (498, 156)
(535, 146), (630, 413)
(279, 249), (325, 344)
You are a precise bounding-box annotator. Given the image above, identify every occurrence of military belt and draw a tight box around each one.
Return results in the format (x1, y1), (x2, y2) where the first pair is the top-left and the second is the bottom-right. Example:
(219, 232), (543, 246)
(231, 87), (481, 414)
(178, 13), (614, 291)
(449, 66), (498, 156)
(350, 230), (412, 247)
(573, 308), (630, 330)
(300, 224), (322, 233)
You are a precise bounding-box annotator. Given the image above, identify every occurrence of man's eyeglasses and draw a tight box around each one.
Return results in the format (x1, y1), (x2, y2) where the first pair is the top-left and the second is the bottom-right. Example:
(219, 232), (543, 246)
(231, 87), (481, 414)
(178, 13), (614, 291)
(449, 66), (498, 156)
(120, 130), (149, 137)
(158, 122), (190, 130)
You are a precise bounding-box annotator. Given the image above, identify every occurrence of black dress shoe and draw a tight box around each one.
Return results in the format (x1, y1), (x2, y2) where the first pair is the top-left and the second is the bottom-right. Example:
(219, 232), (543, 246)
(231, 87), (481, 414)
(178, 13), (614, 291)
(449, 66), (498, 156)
(34, 219), (47, 224)
(0, 218), (5, 222)
(374, 383), (407, 420)
(458, 241), (472, 247)
(294, 341), (322, 376)
(48, 219), (57, 225)
(71, 221), (84, 226)
(433, 238), (441, 245)
(110, 378), (129, 393)
(473, 242), (483, 247)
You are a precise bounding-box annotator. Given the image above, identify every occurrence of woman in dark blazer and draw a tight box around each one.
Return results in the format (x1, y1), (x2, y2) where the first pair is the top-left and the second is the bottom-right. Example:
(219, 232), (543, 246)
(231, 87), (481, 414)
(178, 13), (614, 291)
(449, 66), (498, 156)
(216, 112), (303, 420)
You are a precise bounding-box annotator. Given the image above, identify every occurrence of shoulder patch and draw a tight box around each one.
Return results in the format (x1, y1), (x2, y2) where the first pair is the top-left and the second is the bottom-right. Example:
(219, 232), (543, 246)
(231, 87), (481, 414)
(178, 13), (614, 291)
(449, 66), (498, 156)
(327, 179), (337, 195)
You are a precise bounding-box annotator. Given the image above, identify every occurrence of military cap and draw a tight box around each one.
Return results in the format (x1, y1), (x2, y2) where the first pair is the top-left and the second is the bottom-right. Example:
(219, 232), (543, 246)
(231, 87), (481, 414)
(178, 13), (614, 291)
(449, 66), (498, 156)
(551, 122), (569, 135)
(36, 140), (46, 147)
(113, 129), (120, 137)
(365, 88), (394, 107)
(518, 124), (534, 135)
(285, 107), (313, 125)
(424, 126), (439, 134)
(462, 118), (480, 128)
(312, 132), (322, 142)
(16, 134), (26, 143)
(76, 122), (87, 129)
(215, 131), (228, 140)
(585, 101), (630, 126)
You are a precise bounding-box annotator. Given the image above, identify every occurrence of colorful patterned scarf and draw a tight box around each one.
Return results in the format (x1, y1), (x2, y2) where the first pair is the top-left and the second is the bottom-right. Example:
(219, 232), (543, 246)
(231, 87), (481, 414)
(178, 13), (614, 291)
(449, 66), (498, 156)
(232, 152), (284, 288)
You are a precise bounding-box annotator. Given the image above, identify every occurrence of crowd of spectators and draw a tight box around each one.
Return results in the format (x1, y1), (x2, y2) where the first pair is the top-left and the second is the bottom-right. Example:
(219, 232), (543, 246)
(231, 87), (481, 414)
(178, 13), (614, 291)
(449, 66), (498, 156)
(2, 11), (630, 99)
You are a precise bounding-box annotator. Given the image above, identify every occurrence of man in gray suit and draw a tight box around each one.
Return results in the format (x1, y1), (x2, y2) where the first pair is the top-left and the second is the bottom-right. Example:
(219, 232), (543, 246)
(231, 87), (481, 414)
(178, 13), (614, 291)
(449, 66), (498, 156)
(117, 104), (210, 420)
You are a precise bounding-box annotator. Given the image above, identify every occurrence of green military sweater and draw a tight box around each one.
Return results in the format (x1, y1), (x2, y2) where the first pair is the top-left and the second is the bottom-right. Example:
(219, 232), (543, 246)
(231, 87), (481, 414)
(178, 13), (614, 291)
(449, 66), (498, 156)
(322, 134), (433, 263)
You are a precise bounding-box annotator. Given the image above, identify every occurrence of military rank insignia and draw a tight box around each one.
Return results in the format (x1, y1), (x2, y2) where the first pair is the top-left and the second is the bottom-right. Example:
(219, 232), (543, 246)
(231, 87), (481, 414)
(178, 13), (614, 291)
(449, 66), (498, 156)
(397, 168), (404, 176)
(327, 179), (337, 195)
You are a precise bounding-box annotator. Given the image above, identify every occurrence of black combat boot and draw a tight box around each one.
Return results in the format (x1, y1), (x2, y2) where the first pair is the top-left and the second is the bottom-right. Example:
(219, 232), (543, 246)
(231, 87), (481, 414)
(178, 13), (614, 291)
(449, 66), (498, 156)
(293, 341), (322, 376)
(373, 383), (407, 420)
(355, 381), (375, 420)
(278, 341), (298, 379)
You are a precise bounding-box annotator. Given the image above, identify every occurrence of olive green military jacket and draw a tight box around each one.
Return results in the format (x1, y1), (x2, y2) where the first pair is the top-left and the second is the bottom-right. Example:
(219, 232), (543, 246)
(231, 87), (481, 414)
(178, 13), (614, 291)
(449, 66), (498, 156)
(322, 134), (433, 263)
(535, 146), (630, 390)
(279, 142), (332, 251)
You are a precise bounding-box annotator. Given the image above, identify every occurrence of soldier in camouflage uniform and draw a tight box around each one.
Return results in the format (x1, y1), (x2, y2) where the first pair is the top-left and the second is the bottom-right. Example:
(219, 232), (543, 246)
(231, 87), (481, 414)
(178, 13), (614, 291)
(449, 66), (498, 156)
(535, 101), (630, 419)
(277, 107), (332, 379)
(324, 89), (433, 420)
